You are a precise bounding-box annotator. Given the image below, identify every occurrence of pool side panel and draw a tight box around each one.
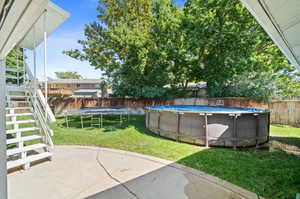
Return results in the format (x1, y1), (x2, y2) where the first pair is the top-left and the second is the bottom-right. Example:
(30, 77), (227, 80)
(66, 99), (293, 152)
(159, 111), (178, 140)
(208, 114), (234, 147)
(146, 107), (269, 148)
(179, 113), (206, 145)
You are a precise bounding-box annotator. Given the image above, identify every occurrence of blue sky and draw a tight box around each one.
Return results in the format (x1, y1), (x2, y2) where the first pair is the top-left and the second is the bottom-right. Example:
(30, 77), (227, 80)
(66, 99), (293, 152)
(32, 0), (186, 80)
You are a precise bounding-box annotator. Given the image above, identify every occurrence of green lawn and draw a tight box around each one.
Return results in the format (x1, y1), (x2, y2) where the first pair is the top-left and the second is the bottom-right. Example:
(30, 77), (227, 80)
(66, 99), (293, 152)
(271, 125), (300, 148)
(52, 115), (300, 199)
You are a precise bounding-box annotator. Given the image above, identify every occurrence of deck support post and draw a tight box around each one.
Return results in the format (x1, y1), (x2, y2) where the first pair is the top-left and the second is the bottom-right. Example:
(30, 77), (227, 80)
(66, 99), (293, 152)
(200, 113), (211, 147)
(232, 114), (240, 150)
(204, 114), (209, 147)
(255, 114), (260, 148)
(157, 111), (161, 136)
(147, 111), (150, 129)
(0, 58), (8, 199)
(176, 113), (182, 142)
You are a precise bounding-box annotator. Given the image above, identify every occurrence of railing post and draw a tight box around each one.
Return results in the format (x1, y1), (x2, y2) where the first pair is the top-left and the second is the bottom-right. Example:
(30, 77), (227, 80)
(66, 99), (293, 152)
(0, 58), (8, 199)
(22, 48), (26, 86)
(33, 24), (37, 114)
(43, 9), (48, 121)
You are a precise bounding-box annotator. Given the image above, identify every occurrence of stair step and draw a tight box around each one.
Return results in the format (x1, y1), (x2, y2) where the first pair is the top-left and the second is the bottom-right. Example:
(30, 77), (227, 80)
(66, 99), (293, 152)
(6, 68), (24, 73)
(6, 127), (40, 135)
(6, 107), (32, 110)
(9, 101), (30, 104)
(9, 95), (30, 99)
(6, 120), (36, 125)
(7, 135), (42, 145)
(6, 113), (33, 117)
(6, 86), (26, 92)
(7, 152), (52, 170)
(6, 74), (24, 79)
(7, 143), (47, 156)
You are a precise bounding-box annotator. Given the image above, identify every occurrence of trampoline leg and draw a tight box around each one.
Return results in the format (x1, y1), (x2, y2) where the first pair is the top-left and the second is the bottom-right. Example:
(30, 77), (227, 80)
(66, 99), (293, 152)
(120, 114), (122, 125)
(101, 114), (103, 128)
(98, 117), (100, 128)
(81, 115), (84, 129)
(65, 114), (69, 128)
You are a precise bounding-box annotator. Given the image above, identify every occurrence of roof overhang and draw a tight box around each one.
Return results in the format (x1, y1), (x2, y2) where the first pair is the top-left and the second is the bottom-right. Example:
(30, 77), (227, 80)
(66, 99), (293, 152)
(0, 0), (69, 59)
(240, 0), (300, 70)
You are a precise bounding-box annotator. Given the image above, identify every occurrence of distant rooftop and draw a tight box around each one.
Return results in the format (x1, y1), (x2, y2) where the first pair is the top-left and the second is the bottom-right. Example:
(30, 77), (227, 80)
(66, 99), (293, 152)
(46, 79), (102, 84)
(74, 89), (101, 93)
(164, 81), (207, 89)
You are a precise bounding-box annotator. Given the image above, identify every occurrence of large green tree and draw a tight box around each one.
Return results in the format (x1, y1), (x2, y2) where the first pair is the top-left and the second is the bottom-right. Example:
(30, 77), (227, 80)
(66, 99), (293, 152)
(65, 0), (300, 101)
(183, 0), (300, 101)
(65, 0), (191, 98)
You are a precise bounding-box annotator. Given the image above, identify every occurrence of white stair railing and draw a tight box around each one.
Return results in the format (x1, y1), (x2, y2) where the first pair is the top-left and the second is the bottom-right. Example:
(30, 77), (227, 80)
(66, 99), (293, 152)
(24, 64), (56, 123)
(23, 66), (54, 146)
(6, 64), (55, 147)
(5, 64), (54, 170)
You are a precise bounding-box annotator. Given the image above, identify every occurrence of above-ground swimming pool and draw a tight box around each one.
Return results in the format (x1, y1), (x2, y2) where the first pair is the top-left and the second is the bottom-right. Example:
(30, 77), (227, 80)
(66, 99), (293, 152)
(145, 105), (270, 148)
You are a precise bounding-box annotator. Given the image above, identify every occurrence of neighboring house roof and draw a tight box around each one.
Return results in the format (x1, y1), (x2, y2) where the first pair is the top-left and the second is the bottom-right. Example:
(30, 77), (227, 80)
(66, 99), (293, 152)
(74, 89), (101, 93)
(240, 0), (300, 70)
(46, 79), (103, 84)
(164, 82), (207, 89)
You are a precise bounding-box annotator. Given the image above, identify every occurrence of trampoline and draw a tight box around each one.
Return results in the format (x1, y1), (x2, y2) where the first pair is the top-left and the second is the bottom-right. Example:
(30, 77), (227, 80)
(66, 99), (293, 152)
(64, 107), (130, 128)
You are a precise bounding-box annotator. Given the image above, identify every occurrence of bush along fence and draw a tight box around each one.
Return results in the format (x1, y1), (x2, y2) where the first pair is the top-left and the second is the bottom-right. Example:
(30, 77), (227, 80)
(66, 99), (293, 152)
(48, 97), (300, 126)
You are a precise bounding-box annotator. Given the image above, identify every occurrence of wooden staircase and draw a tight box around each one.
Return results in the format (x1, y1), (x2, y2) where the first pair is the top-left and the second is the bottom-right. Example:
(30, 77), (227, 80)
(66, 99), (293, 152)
(6, 67), (54, 170)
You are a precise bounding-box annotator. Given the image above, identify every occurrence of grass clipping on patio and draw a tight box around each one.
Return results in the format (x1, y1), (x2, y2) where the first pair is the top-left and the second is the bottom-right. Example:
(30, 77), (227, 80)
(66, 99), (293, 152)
(52, 115), (300, 199)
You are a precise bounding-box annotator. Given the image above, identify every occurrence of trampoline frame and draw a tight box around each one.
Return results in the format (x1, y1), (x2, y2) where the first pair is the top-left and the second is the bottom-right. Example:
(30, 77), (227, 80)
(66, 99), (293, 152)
(64, 108), (130, 129)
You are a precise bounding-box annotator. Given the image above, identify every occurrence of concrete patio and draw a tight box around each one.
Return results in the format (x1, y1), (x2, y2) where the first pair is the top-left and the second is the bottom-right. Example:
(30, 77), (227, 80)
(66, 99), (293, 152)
(8, 146), (261, 199)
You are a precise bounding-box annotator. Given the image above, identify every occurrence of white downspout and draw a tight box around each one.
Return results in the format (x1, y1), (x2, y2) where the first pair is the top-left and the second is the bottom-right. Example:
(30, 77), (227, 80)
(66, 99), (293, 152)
(0, 58), (8, 199)
(43, 10), (48, 120)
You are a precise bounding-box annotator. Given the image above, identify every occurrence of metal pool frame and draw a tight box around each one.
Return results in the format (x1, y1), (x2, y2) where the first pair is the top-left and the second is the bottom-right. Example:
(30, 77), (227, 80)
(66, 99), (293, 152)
(64, 108), (130, 129)
(145, 106), (270, 149)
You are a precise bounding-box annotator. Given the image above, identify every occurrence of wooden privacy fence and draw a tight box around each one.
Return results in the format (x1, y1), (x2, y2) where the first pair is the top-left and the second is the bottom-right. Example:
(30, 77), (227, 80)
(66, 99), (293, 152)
(48, 97), (300, 126)
(48, 97), (174, 114)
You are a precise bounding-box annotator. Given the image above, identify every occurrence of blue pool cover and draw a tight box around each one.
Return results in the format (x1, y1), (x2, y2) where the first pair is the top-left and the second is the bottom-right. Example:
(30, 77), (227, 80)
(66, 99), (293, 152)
(146, 105), (268, 113)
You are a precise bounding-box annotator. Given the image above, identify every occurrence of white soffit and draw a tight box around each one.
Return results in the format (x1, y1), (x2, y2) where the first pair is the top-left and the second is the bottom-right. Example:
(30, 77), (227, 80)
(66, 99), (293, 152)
(19, 1), (70, 50)
(240, 0), (300, 70)
(0, 0), (5, 12)
(0, 0), (69, 59)
(0, 0), (48, 59)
